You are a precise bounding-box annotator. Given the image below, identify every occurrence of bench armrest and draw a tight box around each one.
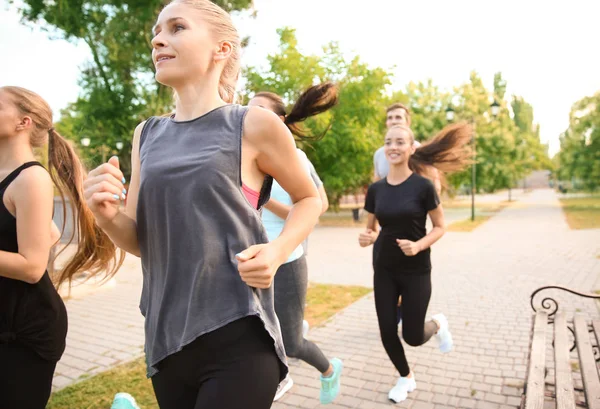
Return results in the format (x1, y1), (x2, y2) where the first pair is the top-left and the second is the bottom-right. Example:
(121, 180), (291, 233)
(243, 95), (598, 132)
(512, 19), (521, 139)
(530, 285), (600, 317)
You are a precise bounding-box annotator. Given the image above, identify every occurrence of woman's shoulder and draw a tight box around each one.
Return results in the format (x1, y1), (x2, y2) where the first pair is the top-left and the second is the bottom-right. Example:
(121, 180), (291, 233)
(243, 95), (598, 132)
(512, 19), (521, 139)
(411, 172), (436, 190)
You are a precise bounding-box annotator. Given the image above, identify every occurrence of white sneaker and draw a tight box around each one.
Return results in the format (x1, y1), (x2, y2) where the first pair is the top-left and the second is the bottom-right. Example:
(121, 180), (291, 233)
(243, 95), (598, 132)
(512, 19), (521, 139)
(302, 320), (309, 337)
(388, 374), (417, 403)
(274, 374), (294, 401)
(432, 313), (453, 353)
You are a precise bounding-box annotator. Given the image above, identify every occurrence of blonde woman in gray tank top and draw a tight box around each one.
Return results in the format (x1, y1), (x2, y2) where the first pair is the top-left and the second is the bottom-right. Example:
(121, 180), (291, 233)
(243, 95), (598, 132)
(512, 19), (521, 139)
(83, 1), (321, 408)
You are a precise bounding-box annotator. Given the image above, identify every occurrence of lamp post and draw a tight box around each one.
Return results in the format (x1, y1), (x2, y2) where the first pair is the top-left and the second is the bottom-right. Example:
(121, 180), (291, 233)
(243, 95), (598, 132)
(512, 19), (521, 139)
(445, 100), (501, 221)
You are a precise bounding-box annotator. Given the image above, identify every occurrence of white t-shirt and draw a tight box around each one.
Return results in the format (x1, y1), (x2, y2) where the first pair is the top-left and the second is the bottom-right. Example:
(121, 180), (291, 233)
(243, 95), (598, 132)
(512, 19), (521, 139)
(373, 146), (389, 179)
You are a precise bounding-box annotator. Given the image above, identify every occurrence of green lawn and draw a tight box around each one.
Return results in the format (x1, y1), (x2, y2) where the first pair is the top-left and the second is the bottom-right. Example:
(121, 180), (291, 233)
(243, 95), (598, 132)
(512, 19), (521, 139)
(560, 195), (600, 229)
(446, 215), (493, 232)
(446, 200), (512, 232)
(47, 284), (371, 409)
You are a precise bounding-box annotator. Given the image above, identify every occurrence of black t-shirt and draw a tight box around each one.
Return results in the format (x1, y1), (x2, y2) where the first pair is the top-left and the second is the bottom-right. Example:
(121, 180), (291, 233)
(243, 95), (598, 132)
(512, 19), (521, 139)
(364, 173), (440, 273)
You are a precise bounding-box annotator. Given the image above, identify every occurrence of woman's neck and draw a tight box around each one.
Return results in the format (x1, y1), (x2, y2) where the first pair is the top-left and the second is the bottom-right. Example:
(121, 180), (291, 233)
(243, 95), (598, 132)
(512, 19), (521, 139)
(173, 80), (228, 121)
(0, 136), (35, 170)
(386, 162), (412, 185)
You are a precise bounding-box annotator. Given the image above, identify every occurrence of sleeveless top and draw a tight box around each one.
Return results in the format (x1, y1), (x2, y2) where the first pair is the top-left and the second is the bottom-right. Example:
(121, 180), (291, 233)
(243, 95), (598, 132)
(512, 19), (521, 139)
(137, 105), (287, 378)
(0, 162), (68, 362)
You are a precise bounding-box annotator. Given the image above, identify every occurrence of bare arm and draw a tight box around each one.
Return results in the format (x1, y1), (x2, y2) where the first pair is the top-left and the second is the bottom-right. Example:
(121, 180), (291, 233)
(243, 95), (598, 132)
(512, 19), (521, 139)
(318, 185), (329, 214)
(433, 177), (442, 196)
(50, 221), (60, 244)
(263, 199), (292, 220)
(265, 183), (328, 219)
(0, 167), (54, 283)
(421, 166), (441, 196)
(430, 167), (442, 196)
(248, 109), (321, 258)
(84, 122), (143, 257)
(358, 212), (379, 247)
(397, 204), (446, 255)
(417, 204), (445, 250)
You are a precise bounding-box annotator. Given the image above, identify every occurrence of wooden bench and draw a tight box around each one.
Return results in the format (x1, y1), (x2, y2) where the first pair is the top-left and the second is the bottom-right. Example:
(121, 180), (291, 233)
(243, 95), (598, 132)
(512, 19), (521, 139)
(523, 286), (600, 409)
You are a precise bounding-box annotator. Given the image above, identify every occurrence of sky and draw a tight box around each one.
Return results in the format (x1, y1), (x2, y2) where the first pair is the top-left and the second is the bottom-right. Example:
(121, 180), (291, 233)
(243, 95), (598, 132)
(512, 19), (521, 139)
(2, 0), (599, 156)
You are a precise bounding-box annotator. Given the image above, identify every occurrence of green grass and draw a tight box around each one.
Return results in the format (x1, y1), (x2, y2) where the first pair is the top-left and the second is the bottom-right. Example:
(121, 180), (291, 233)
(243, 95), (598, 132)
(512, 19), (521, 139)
(47, 284), (371, 409)
(304, 284), (371, 327)
(445, 200), (513, 232)
(47, 359), (156, 409)
(447, 215), (493, 232)
(442, 200), (508, 213)
(560, 195), (600, 229)
(318, 213), (365, 227)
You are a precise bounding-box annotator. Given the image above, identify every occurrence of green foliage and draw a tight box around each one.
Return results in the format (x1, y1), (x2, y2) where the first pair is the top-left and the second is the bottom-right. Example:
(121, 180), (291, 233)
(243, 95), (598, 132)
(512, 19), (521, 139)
(556, 91), (600, 190)
(243, 28), (391, 205)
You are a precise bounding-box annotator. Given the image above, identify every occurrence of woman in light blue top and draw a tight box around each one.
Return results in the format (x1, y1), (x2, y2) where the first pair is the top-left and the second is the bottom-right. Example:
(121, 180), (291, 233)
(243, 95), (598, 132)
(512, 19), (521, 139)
(249, 83), (341, 404)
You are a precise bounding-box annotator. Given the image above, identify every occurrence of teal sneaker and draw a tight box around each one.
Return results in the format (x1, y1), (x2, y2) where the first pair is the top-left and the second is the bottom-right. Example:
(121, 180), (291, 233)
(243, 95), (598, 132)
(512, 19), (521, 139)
(320, 358), (343, 404)
(111, 393), (141, 409)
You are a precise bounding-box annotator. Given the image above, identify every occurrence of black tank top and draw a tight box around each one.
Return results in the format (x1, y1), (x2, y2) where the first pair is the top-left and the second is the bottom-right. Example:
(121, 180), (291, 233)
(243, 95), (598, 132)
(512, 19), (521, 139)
(0, 162), (68, 362)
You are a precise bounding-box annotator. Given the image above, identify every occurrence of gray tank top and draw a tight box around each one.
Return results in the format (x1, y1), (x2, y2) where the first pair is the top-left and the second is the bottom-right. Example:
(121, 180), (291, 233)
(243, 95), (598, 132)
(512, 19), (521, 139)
(137, 105), (286, 378)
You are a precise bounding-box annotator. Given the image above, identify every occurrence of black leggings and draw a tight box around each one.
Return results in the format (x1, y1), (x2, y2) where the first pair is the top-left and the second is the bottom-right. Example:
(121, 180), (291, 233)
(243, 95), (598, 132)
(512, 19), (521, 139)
(0, 342), (57, 409)
(274, 256), (330, 373)
(151, 316), (281, 409)
(374, 267), (437, 377)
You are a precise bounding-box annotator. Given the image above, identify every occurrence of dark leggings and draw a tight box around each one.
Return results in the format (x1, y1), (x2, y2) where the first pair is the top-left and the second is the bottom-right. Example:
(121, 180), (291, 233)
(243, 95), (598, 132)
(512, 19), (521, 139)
(274, 256), (331, 373)
(151, 316), (281, 409)
(0, 342), (57, 409)
(374, 267), (437, 377)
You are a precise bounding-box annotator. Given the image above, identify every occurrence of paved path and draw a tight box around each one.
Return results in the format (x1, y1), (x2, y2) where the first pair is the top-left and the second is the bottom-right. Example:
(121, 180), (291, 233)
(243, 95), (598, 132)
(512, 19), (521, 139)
(52, 189), (600, 409)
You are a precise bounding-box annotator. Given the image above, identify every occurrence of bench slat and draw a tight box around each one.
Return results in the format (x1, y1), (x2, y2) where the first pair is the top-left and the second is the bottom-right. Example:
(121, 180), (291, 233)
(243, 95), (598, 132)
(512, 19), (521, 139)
(525, 311), (548, 409)
(574, 315), (600, 409)
(592, 320), (600, 353)
(554, 312), (576, 409)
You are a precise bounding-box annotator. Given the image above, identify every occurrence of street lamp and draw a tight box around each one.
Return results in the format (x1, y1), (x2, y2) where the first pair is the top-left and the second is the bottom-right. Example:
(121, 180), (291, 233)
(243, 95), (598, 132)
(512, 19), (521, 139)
(445, 106), (455, 122)
(80, 137), (91, 147)
(445, 100), (501, 221)
(115, 141), (124, 151)
(490, 100), (501, 118)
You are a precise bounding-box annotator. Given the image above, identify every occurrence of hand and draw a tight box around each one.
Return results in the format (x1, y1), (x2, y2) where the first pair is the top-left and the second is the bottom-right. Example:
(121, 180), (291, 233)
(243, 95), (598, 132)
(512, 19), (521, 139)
(83, 156), (126, 227)
(396, 239), (422, 256)
(236, 243), (285, 289)
(359, 229), (376, 247)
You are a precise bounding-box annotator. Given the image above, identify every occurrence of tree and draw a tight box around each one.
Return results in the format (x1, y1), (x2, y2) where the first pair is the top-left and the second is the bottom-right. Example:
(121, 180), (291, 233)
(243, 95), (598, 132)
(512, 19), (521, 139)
(13, 0), (255, 175)
(243, 28), (391, 206)
(557, 91), (600, 191)
(511, 96), (553, 175)
(401, 80), (451, 143)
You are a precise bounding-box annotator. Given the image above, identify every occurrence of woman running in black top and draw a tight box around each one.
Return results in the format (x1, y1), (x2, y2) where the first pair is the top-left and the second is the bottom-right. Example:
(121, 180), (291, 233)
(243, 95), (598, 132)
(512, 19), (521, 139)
(359, 123), (470, 404)
(0, 86), (123, 409)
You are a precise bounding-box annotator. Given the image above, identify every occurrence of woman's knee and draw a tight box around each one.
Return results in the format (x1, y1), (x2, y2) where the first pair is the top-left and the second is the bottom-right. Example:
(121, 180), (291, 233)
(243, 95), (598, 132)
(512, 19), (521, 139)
(403, 331), (426, 347)
(284, 338), (303, 358)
